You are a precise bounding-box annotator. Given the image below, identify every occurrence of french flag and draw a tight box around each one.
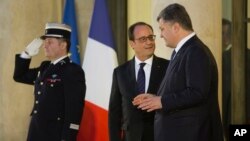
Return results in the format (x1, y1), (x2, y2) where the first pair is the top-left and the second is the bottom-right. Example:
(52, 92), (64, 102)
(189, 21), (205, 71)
(78, 0), (118, 140)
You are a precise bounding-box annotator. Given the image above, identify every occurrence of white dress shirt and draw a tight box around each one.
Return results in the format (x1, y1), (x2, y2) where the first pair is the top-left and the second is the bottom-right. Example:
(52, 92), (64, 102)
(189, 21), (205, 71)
(135, 56), (153, 93)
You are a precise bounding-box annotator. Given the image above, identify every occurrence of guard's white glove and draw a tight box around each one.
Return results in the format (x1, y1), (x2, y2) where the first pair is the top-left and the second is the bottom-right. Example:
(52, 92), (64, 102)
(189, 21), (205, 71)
(24, 38), (43, 56)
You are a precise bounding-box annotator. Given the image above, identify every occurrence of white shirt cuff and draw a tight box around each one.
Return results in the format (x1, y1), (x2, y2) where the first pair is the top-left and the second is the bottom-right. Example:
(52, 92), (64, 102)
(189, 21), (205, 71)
(20, 51), (31, 59)
(69, 123), (79, 130)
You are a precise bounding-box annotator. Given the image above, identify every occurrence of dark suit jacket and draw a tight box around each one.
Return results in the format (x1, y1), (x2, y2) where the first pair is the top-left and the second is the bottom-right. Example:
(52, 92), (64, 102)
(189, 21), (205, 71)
(222, 48), (231, 139)
(108, 55), (169, 141)
(156, 36), (224, 141)
(247, 49), (250, 123)
(13, 55), (86, 141)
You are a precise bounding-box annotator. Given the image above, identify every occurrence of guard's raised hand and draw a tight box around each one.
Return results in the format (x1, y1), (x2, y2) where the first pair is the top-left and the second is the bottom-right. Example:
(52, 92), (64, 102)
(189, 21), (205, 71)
(25, 38), (43, 56)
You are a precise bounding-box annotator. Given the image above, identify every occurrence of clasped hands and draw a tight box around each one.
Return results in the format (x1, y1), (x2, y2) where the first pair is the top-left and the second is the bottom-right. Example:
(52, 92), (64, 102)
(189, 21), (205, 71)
(132, 93), (162, 112)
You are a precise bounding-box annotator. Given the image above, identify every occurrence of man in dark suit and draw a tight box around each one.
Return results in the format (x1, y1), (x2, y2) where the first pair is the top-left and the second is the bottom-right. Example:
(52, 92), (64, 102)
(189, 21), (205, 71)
(247, 49), (250, 124)
(133, 4), (224, 141)
(222, 18), (232, 140)
(108, 22), (169, 141)
(13, 23), (86, 141)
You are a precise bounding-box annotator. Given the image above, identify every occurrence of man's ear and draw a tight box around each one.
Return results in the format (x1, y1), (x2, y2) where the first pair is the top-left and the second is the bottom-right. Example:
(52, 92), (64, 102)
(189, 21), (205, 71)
(173, 22), (180, 32)
(60, 41), (67, 50)
(129, 40), (135, 50)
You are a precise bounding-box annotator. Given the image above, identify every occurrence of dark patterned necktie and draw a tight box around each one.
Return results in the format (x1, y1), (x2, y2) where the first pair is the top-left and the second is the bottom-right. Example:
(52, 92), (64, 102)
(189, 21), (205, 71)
(137, 63), (146, 94)
(171, 50), (176, 60)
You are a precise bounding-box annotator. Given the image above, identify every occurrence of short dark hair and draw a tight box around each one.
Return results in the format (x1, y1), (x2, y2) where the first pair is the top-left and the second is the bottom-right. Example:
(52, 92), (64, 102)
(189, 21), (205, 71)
(157, 3), (193, 31)
(58, 38), (71, 52)
(128, 22), (154, 41)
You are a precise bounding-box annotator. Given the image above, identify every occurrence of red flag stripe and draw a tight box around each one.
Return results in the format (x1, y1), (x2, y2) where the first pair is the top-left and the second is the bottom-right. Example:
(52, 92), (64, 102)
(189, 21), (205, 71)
(77, 101), (109, 141)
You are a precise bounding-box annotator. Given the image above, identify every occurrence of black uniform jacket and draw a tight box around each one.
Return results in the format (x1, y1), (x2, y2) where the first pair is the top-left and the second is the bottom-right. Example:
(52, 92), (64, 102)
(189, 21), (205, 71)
(109, 55), (169, 141)
(13, 55), (86, 141)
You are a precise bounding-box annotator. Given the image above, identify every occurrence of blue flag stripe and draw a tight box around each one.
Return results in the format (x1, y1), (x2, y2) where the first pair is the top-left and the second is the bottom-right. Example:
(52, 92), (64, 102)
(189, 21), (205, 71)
(89, 0), (115, 50)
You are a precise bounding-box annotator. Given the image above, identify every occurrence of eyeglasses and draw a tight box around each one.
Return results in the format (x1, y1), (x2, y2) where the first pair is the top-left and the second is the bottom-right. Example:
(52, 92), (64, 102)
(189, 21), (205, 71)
(134, 35), (156, 43)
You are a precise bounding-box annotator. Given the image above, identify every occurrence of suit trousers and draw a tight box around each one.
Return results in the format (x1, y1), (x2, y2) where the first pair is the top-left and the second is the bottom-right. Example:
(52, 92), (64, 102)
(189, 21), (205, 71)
(141, 121), (154, 141)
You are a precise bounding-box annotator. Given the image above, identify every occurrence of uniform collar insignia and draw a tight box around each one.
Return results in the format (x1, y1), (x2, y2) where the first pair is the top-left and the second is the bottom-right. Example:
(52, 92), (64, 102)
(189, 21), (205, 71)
(52, 74), (57, 78)
(59, 60), (66, 65)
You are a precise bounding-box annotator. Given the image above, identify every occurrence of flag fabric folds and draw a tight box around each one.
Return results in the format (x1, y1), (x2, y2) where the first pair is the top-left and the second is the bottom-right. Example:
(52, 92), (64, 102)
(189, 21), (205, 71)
(63, 0), (81, 65)
(77, 0), (118, 140)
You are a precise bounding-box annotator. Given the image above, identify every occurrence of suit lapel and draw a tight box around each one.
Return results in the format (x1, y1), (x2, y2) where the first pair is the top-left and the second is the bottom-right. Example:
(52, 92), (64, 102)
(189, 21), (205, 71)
(148, 56), (161, 93)
(167, 35), (197, 73)
(167, 47), (184, 72)
(127, 58), (137, 97)
(158, 36), (197, 95)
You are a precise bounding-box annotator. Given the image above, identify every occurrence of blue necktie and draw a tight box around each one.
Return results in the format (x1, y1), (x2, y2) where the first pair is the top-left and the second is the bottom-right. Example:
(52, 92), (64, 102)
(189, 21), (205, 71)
(137, 63), (146, 94)
(171, 50), (176, 60)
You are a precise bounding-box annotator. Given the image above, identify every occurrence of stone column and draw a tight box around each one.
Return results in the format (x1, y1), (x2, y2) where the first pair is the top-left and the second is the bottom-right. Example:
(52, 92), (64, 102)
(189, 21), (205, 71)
(231, 0), (246, 124)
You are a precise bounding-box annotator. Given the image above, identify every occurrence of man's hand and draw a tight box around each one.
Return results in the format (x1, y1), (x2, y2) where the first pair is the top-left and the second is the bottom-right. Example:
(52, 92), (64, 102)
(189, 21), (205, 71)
(25, 38), (43, 56)
(132, 93), (162, 112)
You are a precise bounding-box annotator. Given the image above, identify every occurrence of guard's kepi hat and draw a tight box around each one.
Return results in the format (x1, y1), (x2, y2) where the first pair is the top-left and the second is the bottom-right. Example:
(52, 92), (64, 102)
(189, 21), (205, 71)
(40, 23), (71, 40)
